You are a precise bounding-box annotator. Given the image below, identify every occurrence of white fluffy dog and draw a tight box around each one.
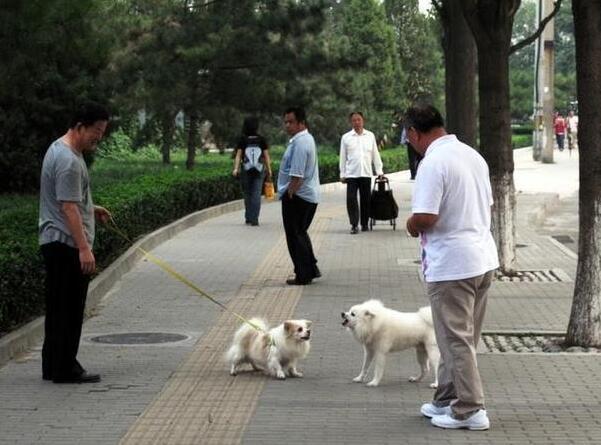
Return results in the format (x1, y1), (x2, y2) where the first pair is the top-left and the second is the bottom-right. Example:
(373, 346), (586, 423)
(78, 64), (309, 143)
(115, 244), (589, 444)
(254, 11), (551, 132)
(341, 300), (439, 388)
(226, 318), (312, 379)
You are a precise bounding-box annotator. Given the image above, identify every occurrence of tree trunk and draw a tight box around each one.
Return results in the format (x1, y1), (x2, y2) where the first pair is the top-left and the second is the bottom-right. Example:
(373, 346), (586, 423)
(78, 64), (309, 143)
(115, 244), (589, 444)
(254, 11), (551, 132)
(440, 0), (477, 147)
(160, 113), (176, 165)
(461, 1), (518, 274)
(565, 0), (601, 347)
(186, 112), (199, 171)
(478, 44), (516, 274)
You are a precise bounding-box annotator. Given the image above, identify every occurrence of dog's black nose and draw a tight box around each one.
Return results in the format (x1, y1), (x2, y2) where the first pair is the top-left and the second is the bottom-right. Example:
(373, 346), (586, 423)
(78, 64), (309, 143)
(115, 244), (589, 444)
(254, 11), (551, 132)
(341, 312), (345, 318)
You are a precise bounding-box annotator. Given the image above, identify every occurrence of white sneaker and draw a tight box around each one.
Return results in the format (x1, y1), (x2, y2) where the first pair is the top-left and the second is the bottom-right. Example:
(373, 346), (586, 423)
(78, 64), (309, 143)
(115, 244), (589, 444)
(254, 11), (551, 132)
(431, 409), (490, 431)
(420, 402), (452, 418)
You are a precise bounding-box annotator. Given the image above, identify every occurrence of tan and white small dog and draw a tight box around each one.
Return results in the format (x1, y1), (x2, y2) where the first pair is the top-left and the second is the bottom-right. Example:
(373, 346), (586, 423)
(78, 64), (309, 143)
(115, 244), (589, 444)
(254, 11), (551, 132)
(226, 318), (312, 379)
(341, 300), (439, 388)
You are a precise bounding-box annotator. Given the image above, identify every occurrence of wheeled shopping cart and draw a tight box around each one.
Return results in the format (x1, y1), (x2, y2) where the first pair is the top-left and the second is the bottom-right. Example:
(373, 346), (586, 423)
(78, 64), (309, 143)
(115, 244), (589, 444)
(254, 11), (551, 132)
(369, 177), (398, 231)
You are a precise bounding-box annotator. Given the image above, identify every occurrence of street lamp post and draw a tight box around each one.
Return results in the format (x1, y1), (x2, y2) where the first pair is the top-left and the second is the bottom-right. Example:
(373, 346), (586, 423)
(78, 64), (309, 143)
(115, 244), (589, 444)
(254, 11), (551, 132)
(541, 0), (555, 164)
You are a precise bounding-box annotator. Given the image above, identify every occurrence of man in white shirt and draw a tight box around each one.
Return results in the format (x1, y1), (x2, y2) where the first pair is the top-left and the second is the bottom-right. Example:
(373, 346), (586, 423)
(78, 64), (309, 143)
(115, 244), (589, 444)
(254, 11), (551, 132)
(339, 112), (384, 234)
(566, 110), (579, 151)
(404, 104), (499, 431)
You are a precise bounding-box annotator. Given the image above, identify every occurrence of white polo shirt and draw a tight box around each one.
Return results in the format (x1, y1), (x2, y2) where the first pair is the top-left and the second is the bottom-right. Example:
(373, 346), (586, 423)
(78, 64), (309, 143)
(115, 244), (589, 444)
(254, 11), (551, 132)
(411, 134), (499, 282)
(339, 128), (384, 178)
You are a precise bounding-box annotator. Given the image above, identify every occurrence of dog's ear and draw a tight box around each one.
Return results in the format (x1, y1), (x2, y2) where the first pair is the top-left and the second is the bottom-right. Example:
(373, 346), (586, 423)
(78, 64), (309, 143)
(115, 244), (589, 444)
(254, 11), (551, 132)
(304, 320), (313, 329)
(284, 321), (295, 334)
(364, 310), (375, 319)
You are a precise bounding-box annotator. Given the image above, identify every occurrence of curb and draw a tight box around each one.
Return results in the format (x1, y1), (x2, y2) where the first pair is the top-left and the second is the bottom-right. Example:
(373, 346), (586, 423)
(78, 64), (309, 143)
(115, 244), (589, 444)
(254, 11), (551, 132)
(0, 199), (244, 368)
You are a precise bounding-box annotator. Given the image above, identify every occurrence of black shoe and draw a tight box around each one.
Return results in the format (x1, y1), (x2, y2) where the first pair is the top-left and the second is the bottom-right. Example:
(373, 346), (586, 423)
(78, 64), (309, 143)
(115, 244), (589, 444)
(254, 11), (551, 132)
(53, 371), (101, 384)
(361, 226), (369, 232)
(313, 267), (322, 279)
(42, 375), (52, 381)
(286, 278), (312, 286)
(250, 222), (259, 226)
(350, 226), (358, 234)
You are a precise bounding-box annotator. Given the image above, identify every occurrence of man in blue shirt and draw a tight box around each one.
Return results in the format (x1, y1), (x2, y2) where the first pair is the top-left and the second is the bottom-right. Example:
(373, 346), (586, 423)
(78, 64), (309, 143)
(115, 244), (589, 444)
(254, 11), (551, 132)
(278, 107), (321, 285)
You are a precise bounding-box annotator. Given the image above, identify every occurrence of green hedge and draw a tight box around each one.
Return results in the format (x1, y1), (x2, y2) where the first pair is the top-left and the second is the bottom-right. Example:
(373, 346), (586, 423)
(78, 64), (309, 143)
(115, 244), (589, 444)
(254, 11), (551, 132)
(0, 148), (407, 333)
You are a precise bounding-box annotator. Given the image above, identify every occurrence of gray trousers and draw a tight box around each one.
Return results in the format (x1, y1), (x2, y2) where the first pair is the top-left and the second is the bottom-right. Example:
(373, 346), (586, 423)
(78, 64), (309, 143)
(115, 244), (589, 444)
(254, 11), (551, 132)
(427, 270), (494, 419)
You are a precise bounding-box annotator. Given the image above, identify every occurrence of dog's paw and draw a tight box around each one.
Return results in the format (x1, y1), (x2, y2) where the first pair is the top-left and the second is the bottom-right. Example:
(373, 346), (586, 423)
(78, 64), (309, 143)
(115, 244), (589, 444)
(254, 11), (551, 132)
(366, 380), (380, 387)
(352, 376), (364, 383)
(275, 371), (286, 380)
(430, 382), (438, 389)
(289, 370), (304, 378)
(408, 376), (421, 383)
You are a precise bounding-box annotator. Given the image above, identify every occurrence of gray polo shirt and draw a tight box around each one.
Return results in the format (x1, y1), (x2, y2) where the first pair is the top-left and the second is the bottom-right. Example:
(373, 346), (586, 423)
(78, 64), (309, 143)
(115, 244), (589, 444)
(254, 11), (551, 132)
(39, 138), (95, 248)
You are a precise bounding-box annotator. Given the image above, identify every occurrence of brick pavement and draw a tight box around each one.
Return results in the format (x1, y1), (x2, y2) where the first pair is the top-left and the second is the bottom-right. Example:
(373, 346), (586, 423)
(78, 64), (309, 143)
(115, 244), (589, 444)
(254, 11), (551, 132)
(2, 147), (600, 444)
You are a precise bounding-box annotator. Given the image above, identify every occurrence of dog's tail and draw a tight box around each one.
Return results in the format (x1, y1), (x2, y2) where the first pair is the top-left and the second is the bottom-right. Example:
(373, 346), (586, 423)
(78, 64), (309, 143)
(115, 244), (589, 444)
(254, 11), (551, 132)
(418, 306), (434, 326)
(225, 318), (268, 363)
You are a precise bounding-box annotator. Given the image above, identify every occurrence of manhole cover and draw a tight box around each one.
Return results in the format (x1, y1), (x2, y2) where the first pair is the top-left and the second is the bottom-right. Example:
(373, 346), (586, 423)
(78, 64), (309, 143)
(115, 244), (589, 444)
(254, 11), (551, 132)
(90, 332), (189, 345)
(495, 268), (570, 282)
(482, 333), (601, 354)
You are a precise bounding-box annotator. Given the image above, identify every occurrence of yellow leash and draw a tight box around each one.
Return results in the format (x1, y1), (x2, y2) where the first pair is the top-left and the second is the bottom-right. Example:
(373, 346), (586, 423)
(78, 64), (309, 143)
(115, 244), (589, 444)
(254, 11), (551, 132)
(105, 217), (272, 340)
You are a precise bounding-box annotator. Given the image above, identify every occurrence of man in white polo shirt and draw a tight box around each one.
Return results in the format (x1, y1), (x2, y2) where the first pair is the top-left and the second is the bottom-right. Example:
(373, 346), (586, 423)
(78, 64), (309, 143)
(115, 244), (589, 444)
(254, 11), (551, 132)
(339, 111), (384, 234)
(404, 104), (499, 431)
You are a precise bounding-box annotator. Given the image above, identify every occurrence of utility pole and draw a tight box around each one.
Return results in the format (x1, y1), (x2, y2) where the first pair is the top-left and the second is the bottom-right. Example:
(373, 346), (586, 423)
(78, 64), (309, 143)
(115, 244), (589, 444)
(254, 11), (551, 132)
(532, 0), (543, 161)
(541, 0), (555, 163)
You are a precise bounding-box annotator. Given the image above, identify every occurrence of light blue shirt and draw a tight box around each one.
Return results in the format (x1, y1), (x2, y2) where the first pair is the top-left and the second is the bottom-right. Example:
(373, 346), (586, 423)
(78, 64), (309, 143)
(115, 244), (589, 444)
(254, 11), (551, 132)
(277, 129), (320, 204)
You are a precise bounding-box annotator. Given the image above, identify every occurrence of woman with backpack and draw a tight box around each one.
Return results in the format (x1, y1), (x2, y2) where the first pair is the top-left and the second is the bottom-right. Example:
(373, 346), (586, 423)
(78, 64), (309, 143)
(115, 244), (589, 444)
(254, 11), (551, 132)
(232, 116), (272, 226)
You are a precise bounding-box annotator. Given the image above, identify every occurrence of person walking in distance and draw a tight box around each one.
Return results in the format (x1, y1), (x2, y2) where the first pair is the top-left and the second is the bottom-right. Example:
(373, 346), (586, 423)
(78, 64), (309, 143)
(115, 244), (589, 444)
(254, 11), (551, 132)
(339, 112), (384, 234)
(278, 107), (321, 285)
(232, 116), (273, 226)
(404, 104), (499, 430)
(39, 102), (111, 383)
(566, 110), (579, 151)
(554, 112), (567, 151)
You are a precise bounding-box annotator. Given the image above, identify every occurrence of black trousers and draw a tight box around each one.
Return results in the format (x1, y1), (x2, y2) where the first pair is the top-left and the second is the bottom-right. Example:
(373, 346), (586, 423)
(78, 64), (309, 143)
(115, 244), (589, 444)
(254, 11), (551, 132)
(282, 194), (319, 283)
(407, 143), (423, 180)
(41, 242), (90, 380)
(346, 177), (372, 228)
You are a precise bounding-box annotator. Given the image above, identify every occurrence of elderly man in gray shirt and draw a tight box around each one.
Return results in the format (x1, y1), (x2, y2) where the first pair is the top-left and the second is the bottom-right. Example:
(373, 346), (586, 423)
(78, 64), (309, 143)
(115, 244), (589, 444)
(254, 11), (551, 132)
(39, 102), (111, 384)
(278, 107), (321, 285)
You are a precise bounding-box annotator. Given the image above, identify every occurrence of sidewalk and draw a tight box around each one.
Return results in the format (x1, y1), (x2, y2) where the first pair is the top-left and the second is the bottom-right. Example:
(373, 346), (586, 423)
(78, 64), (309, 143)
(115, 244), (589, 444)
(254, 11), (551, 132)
(2, 147), (598, 445)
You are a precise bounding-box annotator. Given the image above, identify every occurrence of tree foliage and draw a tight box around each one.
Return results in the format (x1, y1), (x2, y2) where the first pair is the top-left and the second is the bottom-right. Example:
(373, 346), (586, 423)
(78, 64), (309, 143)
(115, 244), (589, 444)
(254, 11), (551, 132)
(0, 0), (117, 192)
(1, 0), (438, 188)
(292, 0), (405, 146)
(109, 0), (331, 164)
(510, 0), (576, 120)
(385, 0), (444, 110)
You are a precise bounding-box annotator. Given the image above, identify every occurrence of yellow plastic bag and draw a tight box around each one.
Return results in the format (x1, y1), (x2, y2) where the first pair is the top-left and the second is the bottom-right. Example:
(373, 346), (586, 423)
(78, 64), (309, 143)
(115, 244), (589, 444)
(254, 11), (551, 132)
(263, 180), (275, 200)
